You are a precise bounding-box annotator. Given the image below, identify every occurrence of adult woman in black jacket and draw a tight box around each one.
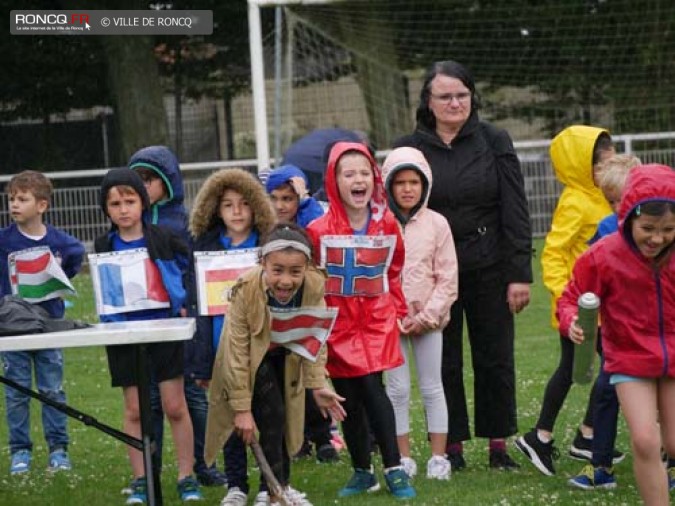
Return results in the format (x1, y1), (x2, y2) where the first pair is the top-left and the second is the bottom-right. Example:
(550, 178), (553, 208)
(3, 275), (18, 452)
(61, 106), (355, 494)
(394, 60), (532, 470)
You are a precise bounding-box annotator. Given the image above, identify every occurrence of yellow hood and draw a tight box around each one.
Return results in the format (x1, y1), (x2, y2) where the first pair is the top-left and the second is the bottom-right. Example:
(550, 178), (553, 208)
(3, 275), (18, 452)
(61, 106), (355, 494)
(549, 125), (608, 193)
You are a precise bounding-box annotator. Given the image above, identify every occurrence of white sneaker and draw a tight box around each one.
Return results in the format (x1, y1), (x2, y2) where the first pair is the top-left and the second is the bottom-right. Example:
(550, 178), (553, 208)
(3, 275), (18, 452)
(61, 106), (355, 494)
(254, 490), (270, 506)
(400, 456), (418, 478)
(221, 487), (248, 506)
(427, 455), (451, 480)
(285, 486), (312, 505)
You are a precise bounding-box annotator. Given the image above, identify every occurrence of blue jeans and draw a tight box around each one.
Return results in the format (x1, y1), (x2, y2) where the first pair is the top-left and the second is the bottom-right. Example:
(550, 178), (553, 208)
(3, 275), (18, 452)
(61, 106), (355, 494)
(2, 349), (69, 454)
(151, 378), (209, 474)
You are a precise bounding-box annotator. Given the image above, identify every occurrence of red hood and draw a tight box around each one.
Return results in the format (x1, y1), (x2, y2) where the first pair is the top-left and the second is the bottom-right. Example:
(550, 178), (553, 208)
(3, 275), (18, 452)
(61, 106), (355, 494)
(324, 141), (388, 228)
(619, 164), (675, 235)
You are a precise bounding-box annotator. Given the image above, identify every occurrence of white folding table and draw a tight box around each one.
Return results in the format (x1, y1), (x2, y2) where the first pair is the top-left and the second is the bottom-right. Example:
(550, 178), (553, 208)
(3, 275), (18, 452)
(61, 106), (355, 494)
(0, 318), (195, 506)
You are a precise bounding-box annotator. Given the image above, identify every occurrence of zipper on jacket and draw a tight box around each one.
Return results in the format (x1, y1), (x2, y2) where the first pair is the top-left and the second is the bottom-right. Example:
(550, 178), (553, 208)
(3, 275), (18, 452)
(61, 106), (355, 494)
(655, 270), (668, 377)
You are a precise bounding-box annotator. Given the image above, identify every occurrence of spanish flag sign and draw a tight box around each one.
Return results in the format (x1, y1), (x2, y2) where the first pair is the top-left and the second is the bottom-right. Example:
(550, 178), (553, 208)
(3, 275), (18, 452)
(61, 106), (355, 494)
(194, 248), (259, 316)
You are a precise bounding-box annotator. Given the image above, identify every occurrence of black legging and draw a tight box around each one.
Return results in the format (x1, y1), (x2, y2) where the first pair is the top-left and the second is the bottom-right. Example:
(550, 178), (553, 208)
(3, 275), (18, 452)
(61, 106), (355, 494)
(332, 373), (400, 469)
(252, 351), (290, 488)
(535, 334), (599, 432)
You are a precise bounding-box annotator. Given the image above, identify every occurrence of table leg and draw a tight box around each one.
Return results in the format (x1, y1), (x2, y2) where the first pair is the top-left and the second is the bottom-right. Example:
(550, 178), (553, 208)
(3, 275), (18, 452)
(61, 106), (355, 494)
(135, 344), (163, 506)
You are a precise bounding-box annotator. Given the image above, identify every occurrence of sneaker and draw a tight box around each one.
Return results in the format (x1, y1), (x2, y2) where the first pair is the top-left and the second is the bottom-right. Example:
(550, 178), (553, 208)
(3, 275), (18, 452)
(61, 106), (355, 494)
(489, 450), (520, 470)
(47, 448), (72, 472)
(515, 429), (558, 476)
(316, 443), (339, 463)
(9, 450), (31, 475)
(126, 477), (147, 505)
(196, 466), (227, 487)
(177, 476), (203, 502)
(285, 486), (312, 505)
(338, 467), (381, 497)
(447, 450), (466, 471)
(569, 464), (617, 490)
(293, 439), (312, 460)
(220, 487), (247, 506)
(568, 429), (625, 464)
(668, 467), (675, 491)
(253, 491), (269, 506)
(400, 456), (417, 478)
(426, 455), (451, 480)
(384, 468), (417, 499)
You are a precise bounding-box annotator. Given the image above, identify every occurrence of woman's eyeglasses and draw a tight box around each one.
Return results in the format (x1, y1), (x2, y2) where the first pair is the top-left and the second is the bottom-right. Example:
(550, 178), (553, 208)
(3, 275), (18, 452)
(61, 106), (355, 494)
(430, 92), (471, 104)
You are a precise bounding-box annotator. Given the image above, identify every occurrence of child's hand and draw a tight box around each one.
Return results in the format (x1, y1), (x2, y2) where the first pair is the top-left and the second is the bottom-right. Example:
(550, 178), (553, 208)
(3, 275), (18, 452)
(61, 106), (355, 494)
(179, 307), (187, 317)
(234, 411), (257, 444)
(568, 316), (584, 344)
(312, 387), (347, 422)
(400, 316), (426, 337)
(289, 176), (309, 199)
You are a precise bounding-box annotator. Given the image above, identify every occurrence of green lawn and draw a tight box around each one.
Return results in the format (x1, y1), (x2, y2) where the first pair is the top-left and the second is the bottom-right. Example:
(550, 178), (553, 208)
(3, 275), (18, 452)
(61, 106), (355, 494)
(0, 241), (640, 505)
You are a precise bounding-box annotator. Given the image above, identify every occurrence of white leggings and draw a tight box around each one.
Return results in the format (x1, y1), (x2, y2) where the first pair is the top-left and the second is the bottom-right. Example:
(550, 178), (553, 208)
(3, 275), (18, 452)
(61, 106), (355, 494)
(386, 330), (448, 435)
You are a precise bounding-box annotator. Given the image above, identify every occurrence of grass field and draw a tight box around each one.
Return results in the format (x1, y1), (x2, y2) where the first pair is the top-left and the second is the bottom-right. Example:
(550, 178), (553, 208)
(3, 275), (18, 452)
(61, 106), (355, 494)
(0, 241), (641, 505)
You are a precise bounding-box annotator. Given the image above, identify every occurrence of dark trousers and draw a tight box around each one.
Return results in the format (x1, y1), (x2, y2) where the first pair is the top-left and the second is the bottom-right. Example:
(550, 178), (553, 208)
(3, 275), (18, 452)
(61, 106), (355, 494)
(591, 348), (620, 468)
(252, 352), (290, 489)
(304, 389), (332, 446)
(224, 433), (249, 493)
(535, 335), (599, 432)
(332, 373), (400, 469)
(226, 351), (291, 494)
(442, 263), (517, 442)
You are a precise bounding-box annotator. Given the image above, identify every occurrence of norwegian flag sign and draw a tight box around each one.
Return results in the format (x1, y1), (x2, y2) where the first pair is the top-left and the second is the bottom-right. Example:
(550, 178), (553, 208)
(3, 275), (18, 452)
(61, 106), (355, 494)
(319, 235), (396, 296)
(8, 246), (75, 303)
(88, 249), (170, 315)
(194, 248), (259, 316)
(269, 306), (338, 362)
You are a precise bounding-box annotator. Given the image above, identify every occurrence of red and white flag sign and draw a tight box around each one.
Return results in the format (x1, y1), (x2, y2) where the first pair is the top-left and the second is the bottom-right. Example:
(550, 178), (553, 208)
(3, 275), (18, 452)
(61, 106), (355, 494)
(269, 307), (338, 362)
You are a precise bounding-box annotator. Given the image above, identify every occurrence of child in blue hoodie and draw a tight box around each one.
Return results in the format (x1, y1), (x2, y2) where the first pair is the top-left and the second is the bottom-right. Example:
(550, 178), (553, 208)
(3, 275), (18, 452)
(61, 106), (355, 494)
(129, 145), (227, 487)
(265, 165), (325, 228)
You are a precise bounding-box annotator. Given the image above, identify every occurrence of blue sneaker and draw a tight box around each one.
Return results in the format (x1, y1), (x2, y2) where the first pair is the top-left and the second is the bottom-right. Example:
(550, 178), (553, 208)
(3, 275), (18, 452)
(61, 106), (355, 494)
(338, 467), (380, 497)
(126, 477), (147, 505)
(10, 450), (31, 475)
(48, 448), (72, 472)
(177, 475), (203, 502)
(569, 465), (616, 490)
(385, 467), (417, 499)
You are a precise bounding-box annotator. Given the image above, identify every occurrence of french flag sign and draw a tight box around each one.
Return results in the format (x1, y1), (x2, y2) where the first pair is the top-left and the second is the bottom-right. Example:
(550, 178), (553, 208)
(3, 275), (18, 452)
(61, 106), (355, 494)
(269, 306), (338, 362)
(319, 235), (396, 297)
(88, 248), (170, 315)
(8, 246), (75, 303)
(194, 248), (259, 316)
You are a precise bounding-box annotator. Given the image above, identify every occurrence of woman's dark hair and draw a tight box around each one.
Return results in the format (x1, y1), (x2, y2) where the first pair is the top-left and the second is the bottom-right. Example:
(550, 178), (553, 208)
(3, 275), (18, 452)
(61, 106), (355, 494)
(592, 132), (614, 165)
(415, 60), (480, 130)
(260, 222), (314, 263)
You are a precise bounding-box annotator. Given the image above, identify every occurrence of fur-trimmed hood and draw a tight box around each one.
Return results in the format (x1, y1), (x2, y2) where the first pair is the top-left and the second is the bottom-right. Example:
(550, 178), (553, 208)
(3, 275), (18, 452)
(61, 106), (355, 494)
(189, 168), (276, 238)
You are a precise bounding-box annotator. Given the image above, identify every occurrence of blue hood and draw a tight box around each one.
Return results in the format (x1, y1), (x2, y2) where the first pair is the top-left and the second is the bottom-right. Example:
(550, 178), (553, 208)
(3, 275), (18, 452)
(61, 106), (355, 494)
(265, 164), (308, 193)
(128, 145), (184, 204)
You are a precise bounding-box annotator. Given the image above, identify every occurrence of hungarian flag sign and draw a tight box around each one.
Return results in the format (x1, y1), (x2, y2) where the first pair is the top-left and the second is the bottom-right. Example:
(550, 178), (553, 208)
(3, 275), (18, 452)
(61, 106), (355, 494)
(8, 246), (76, 303)
(194, 248), (259, 316)
(319, 235), (396, 297)
(88, 248), (170, 315)
(269, 306), (338, 362)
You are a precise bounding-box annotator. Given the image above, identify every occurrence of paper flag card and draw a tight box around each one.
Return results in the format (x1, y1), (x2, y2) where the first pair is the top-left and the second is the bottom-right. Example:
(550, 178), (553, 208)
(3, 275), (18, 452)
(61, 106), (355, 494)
(9, 246), (76, 303)
(269, 306), (338, 362)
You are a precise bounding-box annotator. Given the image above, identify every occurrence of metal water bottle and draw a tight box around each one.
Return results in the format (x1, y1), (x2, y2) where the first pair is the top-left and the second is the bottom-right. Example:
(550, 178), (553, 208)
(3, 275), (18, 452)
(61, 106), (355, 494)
(572, 292), (600, 384)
